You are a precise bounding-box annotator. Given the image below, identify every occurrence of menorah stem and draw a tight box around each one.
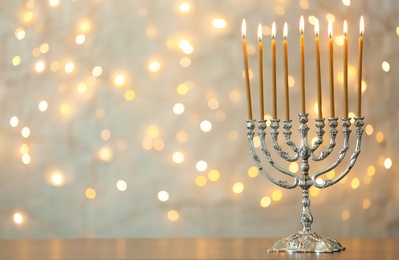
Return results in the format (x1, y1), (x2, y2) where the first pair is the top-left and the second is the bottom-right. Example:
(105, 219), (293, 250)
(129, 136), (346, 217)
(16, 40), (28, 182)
(297, 114), (314, 233)
(299, 180), (313, 233)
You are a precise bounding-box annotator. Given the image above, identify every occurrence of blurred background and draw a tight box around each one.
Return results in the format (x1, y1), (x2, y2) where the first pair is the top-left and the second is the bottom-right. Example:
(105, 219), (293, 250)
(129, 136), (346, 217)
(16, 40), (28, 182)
(0, 0), (398, 239)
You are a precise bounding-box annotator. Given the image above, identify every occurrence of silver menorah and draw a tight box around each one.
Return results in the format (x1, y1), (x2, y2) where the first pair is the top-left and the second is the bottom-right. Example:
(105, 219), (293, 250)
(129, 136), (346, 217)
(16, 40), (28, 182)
(246, 113), (364, 253)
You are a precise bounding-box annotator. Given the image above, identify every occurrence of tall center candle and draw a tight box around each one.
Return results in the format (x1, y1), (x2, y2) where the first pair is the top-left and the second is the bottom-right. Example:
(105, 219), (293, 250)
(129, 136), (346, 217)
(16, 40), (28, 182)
(283, 23), (290, 120)
(314, 19), (322, 118)
(343, 20), (349, 118)
(258, 23), (264, 120)
(357, 16), (364, 116)
(241, 19), (253, 119)
(271, 22), (277, 119)
(328, 21), (335, 117)
(300, 16), (306, 114)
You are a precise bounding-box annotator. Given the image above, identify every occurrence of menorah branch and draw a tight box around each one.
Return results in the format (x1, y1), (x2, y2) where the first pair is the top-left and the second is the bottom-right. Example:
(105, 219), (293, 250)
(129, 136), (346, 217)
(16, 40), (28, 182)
(310, 117), (339, 161)
(270, 119), (299, 162)
(246, 120), (299, 189)
(312, 117), (364, 188)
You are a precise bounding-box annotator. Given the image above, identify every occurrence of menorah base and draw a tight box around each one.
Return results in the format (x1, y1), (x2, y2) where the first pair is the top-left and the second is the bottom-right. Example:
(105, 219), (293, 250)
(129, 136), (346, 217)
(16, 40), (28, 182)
(268, 231), (345, 253)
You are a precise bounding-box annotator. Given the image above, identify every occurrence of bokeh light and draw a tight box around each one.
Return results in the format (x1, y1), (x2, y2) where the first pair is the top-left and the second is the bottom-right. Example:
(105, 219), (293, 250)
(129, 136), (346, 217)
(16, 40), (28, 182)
(232, 182), (244, 194)
(51, 172), (64, 186)
(260, 196), (271, 208)
(195, 176), (207, 187)
(208, 170), (220, 182)
(116, 180), (127, 191)
(158, 191), (169, 202)
(196, 161), (208, 172)
(200, 120), (212, 132)
(85, 188), (96, 199)
(168, 210), (180, 221)
(10, 116), (19, 127)
(179, 3), (191, 13)
(172, 152), (185, 164)
(13, 212), (24, 224)
(212, 18), (227, 29)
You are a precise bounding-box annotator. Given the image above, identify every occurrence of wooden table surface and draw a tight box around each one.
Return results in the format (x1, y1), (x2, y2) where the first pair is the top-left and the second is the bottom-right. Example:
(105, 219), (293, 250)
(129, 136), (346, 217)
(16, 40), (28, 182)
(0, 238), (397, 259)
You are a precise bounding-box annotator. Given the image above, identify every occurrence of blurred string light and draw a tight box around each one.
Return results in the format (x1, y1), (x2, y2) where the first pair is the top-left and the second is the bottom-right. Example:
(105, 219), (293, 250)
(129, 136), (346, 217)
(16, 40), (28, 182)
(75, 34), (86, 44)
(116, 180), (127, 191)
(97, 146), (113, 161)
(15, 28), (25, 40)
(13, 212), (24, 224)
(10, 116), (19, 127)
(92, 66), (103, 77)
(247, 166), (258, 178)
(12, 56), (21, 66)
(21, 127), (30, 138)
(22, 153), (31, 165)
(299, 0), (309, 9)
(200, 120), (212, 132)
(64, 62), (75, 73)
(168, 210), (179, 221)
(178, 40), (194, 54)
(49, 0), (60, 7)
(212, 18), (227, 29)
(195, 176), (207, 187)
(208, 170), (220, 182)
(148, 60), (161, 72)
(101, 129), (111, 141)
(158, 191), (169, 202)
(172, 151), (184, 164)
(179, 2), (191, 13)
(341, 210), (350, 221)
(173, 103), (185, 115)
(260, 196), (271, 207)
(38, 100), (48, 112)
(382, 61), (390, 72)
(196, 160), (207, 172)
(85, 188), (96, 199)
(114, 74), (126, 87)
(35, 61), (45, 73)
(179, 57), (191, 67)
(342, 0), (351, 6)
(50, 171), (64, 186)
(271, 190), (282, 201)
(384, 158), (392, 169)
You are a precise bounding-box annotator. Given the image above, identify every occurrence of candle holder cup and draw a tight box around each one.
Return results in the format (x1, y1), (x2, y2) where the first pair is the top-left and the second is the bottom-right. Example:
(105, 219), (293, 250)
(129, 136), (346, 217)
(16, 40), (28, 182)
(246, 114), (364, 253)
